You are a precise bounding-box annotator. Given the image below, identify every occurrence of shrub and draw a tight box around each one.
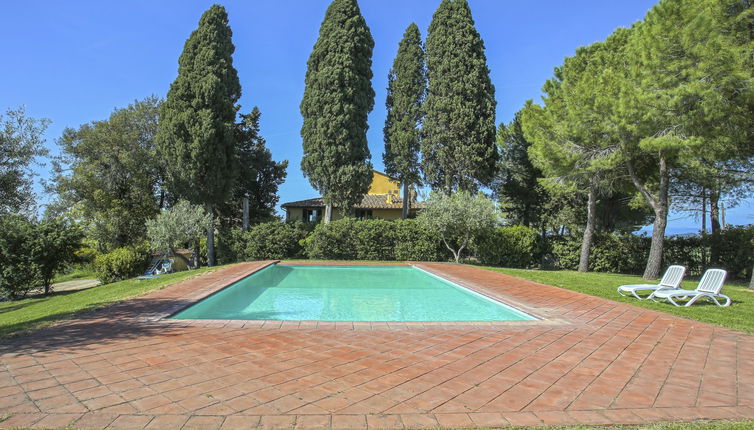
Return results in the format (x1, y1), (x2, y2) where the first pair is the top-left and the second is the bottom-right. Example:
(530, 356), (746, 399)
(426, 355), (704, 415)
(0, 216), (84, 299)
(393, 219), (449, 261)
(303, 218), (359, 259)
(475, 225), (540, 268)
(355, 219), (396, 260)
(304, 218), (449, 262)
(550, 235), (581, 270)
(244, 221), (310, 260)
(94, 244), (152, 284)
(0, 216), (43, 299)
(711, 225), (754, 280)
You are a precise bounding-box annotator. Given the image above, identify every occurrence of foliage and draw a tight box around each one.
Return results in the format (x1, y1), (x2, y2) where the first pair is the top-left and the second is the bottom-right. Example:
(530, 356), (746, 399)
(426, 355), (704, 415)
(0, 216), (83, 299)
(156, 4), (241, 265)
(93, 244), (151, 284)
(0, 266), (218, 338)
(218, 107), (288, 226)
(240, 222), (310, 260)
(146, 200), (209, 268)
(417, 191), (498, 263)
(547, 228), (753, 281)
(393, 219), (449, 262)
(0, 107), (49, 215)
(709, 225), (754, 281)
(474, 225), (540, 268)
(492, 111), (548, 230)
(0, 216), (43, 299)
(303, 218), (359, 260)
(423, 0), (498, 193)
(33, 217), (85, 294)
(302, 218), (448, 262)
(54, 97), (162, 252)
(480, 266), (754, 334)
(383, 23), (425, 218)
(300, 0), (374, 219)
(355, 219), (396, 261)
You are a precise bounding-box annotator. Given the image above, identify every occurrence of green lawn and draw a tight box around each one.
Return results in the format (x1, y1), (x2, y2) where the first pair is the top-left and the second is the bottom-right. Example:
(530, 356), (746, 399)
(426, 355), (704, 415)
(478, 265), (754, 333)
(512, 422), (754, 429)
(0, 267), (220, 338)
(51, 267), (97, 284)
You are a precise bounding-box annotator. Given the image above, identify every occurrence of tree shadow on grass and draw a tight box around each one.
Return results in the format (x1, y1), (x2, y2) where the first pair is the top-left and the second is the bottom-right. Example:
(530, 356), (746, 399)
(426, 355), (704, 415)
(0, 296), (199, 355)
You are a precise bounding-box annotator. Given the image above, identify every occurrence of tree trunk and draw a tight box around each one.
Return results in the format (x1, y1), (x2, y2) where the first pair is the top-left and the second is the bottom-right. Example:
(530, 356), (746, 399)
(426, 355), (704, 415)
(578, 185), (597, 273)
(644, 205), (668, 279)
(626, 156), (669, 280)
(701, 188), (707, 235)
(206, 206), (215, 267)
(750, 265), (754, 290)
(193, 240), (201, 269)
(324, 202), (333, 224)
(709, 188), (721, 234)
(402, 182), (410, 220)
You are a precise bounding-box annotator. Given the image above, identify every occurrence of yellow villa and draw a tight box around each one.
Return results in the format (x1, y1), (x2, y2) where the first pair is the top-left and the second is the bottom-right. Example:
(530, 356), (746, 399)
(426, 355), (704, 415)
(282, 170), (424, 222)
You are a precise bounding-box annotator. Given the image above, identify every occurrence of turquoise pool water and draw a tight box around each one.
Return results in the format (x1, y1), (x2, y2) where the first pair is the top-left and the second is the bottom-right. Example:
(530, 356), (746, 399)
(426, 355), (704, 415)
(171, 265), (536, 322)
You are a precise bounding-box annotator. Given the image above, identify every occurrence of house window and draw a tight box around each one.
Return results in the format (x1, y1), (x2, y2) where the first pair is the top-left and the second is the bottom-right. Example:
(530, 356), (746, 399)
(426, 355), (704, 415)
(303, 209), (322, 222)
(355, 209), (373, 220)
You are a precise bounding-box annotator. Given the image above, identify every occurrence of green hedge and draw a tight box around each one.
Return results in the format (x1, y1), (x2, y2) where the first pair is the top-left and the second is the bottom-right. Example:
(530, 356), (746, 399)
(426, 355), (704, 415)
(302, 218), (450, 261)
(474, 225), (540, 268)
(549, 225), (754, 280)
(94, 244), (152, 284)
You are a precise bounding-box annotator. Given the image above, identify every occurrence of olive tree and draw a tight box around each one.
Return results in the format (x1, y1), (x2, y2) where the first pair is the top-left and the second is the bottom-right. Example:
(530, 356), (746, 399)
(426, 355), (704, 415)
(418, 191), (498, 263)
(146, 200), (210, 269)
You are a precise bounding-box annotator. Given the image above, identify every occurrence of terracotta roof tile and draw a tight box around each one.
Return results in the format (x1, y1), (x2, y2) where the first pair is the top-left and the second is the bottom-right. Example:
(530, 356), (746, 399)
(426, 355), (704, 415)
(281, 194), (425, 210)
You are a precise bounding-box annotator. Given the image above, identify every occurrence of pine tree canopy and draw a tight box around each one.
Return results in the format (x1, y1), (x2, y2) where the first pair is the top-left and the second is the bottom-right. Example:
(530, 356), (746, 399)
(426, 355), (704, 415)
(156, 4), (241, 208)
(383, 23), (425, 187)
(423, 0), (498, 194)
(300, 0), (374, 212)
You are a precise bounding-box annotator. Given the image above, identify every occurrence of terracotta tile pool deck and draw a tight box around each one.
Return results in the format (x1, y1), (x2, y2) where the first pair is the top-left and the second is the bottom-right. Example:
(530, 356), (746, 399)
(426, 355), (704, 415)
(1, 261), (752, 429)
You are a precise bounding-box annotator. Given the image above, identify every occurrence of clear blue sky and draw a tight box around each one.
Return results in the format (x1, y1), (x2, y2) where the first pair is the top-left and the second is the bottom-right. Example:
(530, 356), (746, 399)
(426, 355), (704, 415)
(2, 0), (751, 234)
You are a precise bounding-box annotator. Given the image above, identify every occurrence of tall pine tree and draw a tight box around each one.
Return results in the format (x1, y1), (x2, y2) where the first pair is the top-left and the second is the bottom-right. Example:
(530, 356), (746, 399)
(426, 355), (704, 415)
(492, 108), (548, 230)
(300, 0), (374, 223)
(383, 23), (426, 219)
(217, 107), (288, 225)
(156, 5), (241, 266)
(423, 0), (498, 194)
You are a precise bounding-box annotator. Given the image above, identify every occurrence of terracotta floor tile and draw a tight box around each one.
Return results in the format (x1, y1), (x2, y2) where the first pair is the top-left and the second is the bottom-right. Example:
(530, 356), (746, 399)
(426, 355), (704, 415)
(1, 261), (752, 430)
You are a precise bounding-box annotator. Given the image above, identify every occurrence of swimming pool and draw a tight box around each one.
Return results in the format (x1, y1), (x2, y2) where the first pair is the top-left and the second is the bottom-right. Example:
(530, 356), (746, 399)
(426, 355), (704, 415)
(171, 264), (536, 322)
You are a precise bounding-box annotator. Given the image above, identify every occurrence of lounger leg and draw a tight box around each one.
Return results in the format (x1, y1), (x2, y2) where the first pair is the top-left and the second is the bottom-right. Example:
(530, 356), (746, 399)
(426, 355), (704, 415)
(684, 294), (704, 307)
(617, 287), (626, 297)
(711, 294), (731, 307)
(631, 290), (644, 300)
(667, 296), (682, 307)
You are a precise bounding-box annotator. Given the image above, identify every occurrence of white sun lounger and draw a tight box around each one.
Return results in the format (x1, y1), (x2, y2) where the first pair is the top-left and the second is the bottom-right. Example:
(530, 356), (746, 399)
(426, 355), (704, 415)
(649, 268), (730, 307)
(617, 265), (686, 299)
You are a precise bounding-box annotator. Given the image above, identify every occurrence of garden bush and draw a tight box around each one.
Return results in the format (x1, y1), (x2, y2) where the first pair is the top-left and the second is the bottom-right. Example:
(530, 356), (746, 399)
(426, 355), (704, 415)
(355, 219), (396, 260)
(710, 225), (754, 280)
(93, 244), (152, 284)
(244, 221), (310, 260)
(0, 216), (84, 298)
(303, 218), (359, 260)
(474, 225), (540, 268)
(303, 218), (449, 262)
(393, 219), (449, 261)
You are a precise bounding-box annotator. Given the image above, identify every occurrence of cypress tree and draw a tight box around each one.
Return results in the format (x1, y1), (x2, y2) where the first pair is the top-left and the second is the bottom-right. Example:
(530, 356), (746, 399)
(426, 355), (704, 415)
(383, 23), (426, 219)
(423, 0), (498, 194)
(156, 4), (241, 266)
(300, 0), (375, 223)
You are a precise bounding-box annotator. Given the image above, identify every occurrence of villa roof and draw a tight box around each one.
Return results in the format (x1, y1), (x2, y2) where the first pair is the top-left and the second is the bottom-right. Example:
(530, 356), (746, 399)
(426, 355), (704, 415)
(282, 194), (425, 210)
